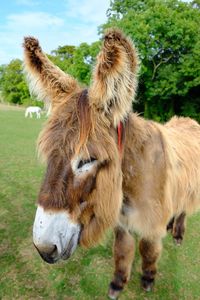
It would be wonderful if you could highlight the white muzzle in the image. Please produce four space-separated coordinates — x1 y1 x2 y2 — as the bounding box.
33 206 81 263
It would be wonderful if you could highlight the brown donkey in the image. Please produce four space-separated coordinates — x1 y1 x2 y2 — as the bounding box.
23 29 200 299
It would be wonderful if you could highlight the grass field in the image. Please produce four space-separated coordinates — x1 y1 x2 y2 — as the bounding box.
0 108 200 300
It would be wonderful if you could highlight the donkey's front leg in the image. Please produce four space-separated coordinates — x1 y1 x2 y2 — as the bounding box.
139 238 162 292
108 226 135 299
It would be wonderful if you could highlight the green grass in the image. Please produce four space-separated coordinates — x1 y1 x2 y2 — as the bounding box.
0 109 200 300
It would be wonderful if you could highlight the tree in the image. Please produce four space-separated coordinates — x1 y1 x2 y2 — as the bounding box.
102 0 200 121
48 45 76 73
0 59 43 107
68 41 100 85
0 59 29 104
49 41 100 86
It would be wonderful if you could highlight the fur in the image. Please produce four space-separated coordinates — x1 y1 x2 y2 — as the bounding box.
23 29 200 297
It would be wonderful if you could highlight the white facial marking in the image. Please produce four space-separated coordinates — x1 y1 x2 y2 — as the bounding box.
33 206 80 258
71 155 81 173
71 156 97 176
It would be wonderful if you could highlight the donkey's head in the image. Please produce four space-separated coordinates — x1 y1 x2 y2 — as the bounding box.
23 29 139 264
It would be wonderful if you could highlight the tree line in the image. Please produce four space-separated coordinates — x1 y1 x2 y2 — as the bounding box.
0 0 199 122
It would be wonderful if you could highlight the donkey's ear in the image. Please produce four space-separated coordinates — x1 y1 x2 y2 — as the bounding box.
23 37 80 108
89 29 139 127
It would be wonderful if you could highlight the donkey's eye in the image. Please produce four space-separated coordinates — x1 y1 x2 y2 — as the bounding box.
71 156 97 176
77 157 96 169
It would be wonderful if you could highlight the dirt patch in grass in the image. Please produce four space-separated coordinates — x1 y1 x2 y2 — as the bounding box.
0 103 25 111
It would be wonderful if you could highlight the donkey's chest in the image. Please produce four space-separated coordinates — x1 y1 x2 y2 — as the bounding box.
119 199 149 235
119 192 167 239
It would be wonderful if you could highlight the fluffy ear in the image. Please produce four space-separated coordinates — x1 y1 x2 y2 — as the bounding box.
23 37 80 108
89 29 139 126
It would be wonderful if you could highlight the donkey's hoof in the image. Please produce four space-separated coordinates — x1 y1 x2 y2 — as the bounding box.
141 277 154 292
173 237 183 246
108 289 120 299
108 282 123 299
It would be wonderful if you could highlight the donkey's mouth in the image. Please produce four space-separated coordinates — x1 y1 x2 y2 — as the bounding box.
61 233 77 260
34 233 79 263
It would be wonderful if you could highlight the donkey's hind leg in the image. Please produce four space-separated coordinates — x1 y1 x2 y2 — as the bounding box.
108 226 135 300
139 237 162 292
172 212 186 245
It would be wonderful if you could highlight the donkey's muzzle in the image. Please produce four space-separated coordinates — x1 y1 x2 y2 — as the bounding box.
33 206 81 263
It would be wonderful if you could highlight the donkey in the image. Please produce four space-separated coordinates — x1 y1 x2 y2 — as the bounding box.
23 29 200 299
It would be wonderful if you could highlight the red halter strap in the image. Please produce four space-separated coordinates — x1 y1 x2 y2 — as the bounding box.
117 122 123 155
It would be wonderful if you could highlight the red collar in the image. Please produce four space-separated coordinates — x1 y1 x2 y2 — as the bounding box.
117 122 123 155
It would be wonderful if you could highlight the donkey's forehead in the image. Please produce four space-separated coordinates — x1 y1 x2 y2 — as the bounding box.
38 104 81 160
38 89 117 163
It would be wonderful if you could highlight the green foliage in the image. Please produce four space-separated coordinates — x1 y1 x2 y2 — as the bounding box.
0 59 29 104
48 45 76 72
0 59 42 107
48 41 100 86
68 41 100 85
102 0 200 121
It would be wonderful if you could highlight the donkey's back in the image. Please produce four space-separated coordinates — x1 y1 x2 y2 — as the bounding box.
164 116 200 215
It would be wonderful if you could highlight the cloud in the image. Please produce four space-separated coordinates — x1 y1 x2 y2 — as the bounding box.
0 49 14 65
65 0 110 24
15 0 39 6
0 0 111 64
0 11 66 64
6 12 64 30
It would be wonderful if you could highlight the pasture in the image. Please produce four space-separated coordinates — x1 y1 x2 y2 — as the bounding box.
0 107 200 300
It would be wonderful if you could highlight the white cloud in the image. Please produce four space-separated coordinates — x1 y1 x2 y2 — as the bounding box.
65 0 110 24
0 0 111 64
0 11 66 64
15 0 39 6
6 12 64 30
0 49 14 65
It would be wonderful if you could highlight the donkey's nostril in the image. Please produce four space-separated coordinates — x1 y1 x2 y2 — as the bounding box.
48 244 57 256
34 244 56 255
34 244 58 264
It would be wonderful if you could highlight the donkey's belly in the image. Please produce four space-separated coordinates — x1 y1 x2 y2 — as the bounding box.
119 203 166 239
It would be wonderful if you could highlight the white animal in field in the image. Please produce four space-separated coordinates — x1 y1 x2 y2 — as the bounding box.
25 106 41 118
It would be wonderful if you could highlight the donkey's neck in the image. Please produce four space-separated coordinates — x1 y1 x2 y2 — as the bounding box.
123 113 152 154
121 112 165 204
122 113 157 194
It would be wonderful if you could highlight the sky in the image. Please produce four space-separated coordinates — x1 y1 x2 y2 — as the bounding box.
0 0 111 65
